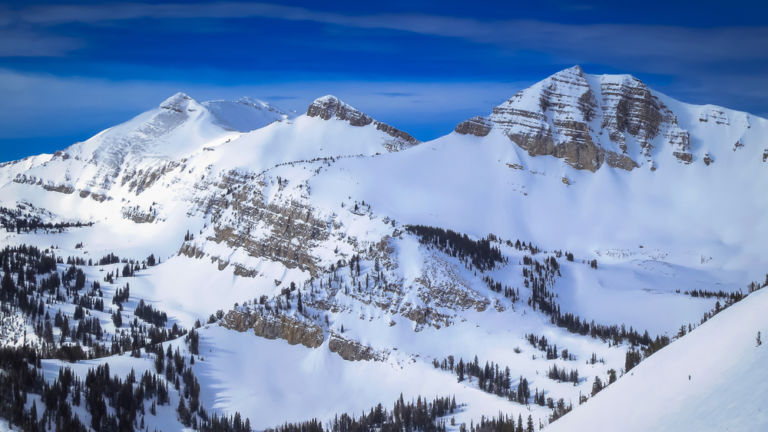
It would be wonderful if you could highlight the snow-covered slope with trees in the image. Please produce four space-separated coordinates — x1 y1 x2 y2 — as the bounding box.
0 66 765 432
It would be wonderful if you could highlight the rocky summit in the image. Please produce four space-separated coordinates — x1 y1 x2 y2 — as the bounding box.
456 65 698 171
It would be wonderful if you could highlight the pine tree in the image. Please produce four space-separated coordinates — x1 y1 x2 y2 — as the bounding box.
297 291 303 313
591 376 603 396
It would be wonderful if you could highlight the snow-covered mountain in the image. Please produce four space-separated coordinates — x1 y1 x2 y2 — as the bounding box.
0 67 766 432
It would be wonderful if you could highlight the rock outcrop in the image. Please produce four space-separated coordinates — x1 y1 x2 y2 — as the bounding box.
328 333 385 361
221 309 324 349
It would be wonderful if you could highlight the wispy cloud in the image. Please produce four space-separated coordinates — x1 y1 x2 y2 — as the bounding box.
0 29 80 56
6 2 768 68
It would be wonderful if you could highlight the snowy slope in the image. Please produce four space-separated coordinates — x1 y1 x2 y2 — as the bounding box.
311 118 768 277
203 97 294 132
547 287 768 432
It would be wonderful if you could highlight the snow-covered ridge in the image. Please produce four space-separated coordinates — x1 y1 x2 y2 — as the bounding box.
203 96 294 132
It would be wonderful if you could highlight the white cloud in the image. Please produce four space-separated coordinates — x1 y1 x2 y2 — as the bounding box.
8 2 768 67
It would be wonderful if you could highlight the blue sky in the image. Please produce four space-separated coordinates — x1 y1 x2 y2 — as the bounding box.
1 0 766 162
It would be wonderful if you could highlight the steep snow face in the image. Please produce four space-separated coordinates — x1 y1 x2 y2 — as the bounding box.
547 287 768 432
70 92 226 167
203 97 294 132
455 65 761 172
310 125 768 278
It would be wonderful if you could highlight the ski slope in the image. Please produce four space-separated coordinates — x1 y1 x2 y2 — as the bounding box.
547 287 768 432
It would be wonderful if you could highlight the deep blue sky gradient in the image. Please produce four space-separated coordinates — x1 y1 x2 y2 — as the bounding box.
1 0 766 161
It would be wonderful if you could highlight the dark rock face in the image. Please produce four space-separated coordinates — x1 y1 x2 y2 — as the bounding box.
221 309 324 349
307 96 419 151
454 66 692 172
605 151 639 170
674 151 693 164
328 334 384 361
196 171 330 277
455 116 492 136
307 95 374 126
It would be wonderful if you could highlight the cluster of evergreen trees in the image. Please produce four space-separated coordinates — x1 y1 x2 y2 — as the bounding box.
135 299 169 327
268 394 456 432
683 289 743 301
98 253 121 265
0 243 188 362
430 353 573 422
506 238 542 255
0 206 92 234
61 264 86 290
524 334 574 361
482 276 520 302
0 334 258 432
546 364 579 384
405 225 505 272
436 356 519 400
0 243 265 431
0 345 168 432
113 283 130 306
469 412 536 432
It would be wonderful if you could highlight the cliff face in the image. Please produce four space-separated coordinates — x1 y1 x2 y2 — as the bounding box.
221 309 325 349
455 66 691 171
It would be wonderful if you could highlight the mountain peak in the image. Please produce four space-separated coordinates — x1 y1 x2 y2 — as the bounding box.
553 65 584 78
306 95 419 150
455 66 694 171
159 92 197 113
306 95 372 126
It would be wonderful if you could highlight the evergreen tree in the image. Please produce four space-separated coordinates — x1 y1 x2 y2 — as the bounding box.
591 376 603 396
